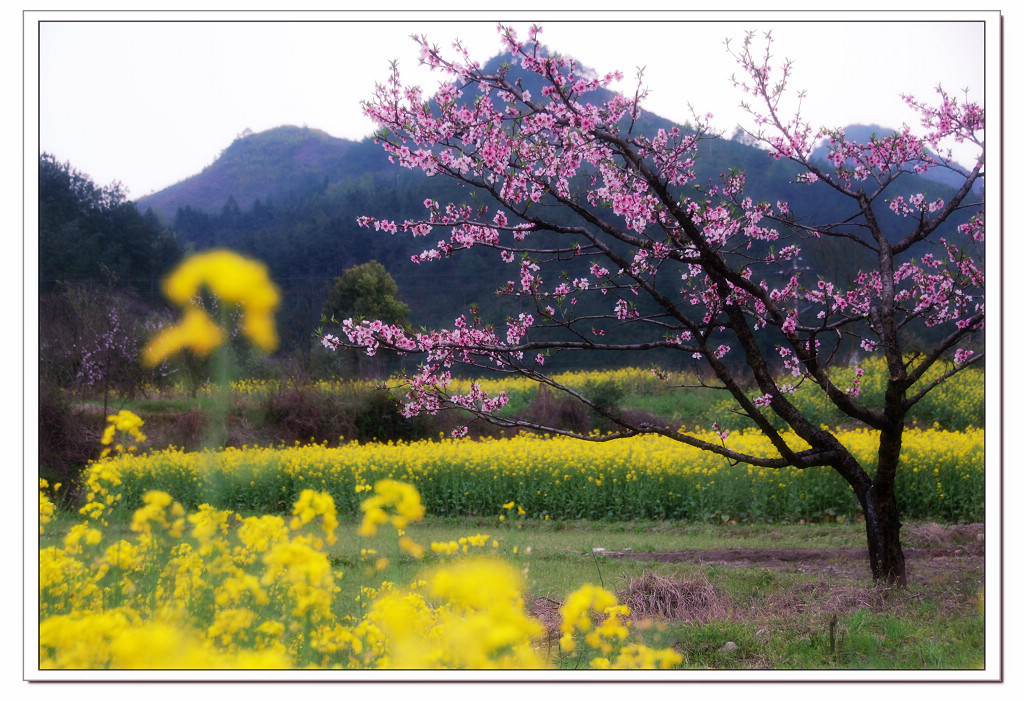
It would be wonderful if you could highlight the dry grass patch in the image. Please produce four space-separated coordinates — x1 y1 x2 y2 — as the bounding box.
620 571 732 624
763 581 889 619
903 523 984 548
526 595 565 647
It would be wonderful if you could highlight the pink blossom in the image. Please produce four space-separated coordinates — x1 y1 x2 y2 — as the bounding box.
348 25 984 446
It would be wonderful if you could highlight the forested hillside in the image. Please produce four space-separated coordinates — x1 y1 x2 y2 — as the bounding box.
39 154 182 299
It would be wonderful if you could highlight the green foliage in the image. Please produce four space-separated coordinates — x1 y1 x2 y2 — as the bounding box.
322 260 410 325
319 260 411 379
38 153 182 299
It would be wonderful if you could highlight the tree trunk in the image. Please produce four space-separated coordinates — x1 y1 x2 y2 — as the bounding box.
859 481 907 586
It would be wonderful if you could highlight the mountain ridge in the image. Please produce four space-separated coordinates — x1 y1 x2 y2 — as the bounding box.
137 47 977 222
137 125 374 220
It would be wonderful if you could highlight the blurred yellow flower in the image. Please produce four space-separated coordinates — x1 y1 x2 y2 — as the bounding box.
399 536 426 559
142 307 225 366
359 479 425 537
99 410 147 458
290 489 339 545
142 249 280 366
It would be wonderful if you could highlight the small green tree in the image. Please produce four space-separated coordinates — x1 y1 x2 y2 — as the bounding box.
323 260 410 325
321 261 410 378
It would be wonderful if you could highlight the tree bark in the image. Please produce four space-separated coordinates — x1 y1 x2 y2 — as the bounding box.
857 480 907 586
832 448 907 587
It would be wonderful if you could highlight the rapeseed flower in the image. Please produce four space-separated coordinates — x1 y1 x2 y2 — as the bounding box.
62 523 103 555
290 489 339 546
207 607 258 647
364 558 544 669
261 536 339 619
99 410 147 458
215 573 270 608
142 249 280 366
595 643 683 669
39 482 56 534
431 541 460 556
236 514 290 554
398 536 426 559
359 479 426 537
142 307 226 366
558 583 619 652
130 490 185 539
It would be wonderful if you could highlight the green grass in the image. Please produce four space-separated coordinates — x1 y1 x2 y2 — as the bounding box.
329 517 867 557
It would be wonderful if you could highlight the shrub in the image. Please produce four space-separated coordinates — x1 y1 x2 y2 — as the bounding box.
38 388 98 496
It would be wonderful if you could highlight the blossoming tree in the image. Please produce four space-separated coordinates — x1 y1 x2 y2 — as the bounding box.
324 26 985 586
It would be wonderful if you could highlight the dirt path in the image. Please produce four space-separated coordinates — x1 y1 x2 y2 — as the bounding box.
604 524 986 587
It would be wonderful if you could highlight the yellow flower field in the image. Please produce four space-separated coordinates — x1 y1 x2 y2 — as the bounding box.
38 479 681 670
92 426 984 523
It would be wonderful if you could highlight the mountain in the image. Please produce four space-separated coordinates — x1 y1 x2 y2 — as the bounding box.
136 50 689 223
809 123 982 193
136 126 383 221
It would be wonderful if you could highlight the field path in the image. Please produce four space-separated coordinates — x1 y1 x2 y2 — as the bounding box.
605 533 984 586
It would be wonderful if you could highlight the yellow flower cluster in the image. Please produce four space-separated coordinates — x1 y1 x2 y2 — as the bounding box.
130 490 186 539
39 479 59 534
431 533 499 556
590 643 686 670
99 410 146 459
559 583 618 652
290 489 339 546
39 478 685 670
39 608 292 669
40 485 345 666
558 583 682 669
143 249 280 366
358 478 427 538
77 460 124 527
365 557 546 668
95 425 983 524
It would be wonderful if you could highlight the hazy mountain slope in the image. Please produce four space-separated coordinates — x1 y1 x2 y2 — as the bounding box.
809 123 982 192
136 126 381 220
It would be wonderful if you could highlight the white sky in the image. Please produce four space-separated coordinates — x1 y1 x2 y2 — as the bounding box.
32 10 992 199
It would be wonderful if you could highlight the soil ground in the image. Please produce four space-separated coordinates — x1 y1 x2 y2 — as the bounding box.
527 524 986 645
603 523 986 587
